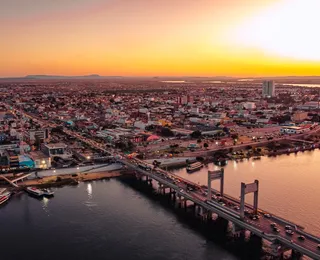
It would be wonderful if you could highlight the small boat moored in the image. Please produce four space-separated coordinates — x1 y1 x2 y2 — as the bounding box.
42 188 54 197
0 192 11 206
187 162 203 173
26 187 44 197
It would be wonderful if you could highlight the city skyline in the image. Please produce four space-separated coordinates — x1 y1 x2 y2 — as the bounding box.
1 0 320 77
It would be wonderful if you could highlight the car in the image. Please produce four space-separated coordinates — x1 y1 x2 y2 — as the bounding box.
298 235 305 241
179 189 184 193
317 244 320 250
285 225 292 230
285 230 294 236
233 206 240 211
270 223 277 228
264 213 271 218
273 227 280 233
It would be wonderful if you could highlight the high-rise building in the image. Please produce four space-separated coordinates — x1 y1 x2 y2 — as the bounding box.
262 81 275 97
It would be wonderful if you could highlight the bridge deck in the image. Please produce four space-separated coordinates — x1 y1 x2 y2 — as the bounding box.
120 158 320 260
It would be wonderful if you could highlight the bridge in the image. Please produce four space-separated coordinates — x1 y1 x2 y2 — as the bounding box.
5 104 320 259
118 158 320 260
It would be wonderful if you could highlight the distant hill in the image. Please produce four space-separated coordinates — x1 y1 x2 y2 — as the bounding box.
1 75 320 83
25 74 103 79
0 74 123 80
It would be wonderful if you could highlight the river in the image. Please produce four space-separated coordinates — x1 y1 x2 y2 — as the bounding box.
171 150 320 236
0 179 238 260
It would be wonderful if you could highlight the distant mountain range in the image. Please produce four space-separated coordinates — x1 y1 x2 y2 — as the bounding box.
0 74 123 80
24 74 123 79
1 75 320 83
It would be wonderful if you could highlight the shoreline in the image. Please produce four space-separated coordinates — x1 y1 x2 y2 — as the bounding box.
161 145 320 171
1 170 123 191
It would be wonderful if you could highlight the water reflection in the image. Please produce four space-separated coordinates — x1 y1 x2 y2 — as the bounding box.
43 197 49 208
42 197 51 216
171 150 320 235
233 161 238 170
87 183 93 199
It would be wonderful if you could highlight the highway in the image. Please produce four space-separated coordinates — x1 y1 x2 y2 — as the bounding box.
5 104 320 259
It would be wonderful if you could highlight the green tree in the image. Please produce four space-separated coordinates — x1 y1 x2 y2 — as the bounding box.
190 130 201 138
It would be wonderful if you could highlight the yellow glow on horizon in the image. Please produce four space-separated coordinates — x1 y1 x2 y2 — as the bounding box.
0 0 320 77
234 0 320 61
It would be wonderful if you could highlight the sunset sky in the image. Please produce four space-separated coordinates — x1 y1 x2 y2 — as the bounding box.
1 0 320 77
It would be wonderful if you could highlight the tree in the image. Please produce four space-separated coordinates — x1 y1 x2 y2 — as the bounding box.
231 133 239 140
204 143 209 149
190 130 201 138
161 127 174 137
145 125 155 131
153 160 161 168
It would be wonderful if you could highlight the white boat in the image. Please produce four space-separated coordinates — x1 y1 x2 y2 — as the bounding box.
26 187 44 197
187 162 203 173
42 188 54 197
0 193 11 206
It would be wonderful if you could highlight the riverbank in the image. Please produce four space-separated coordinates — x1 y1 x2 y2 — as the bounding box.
1 170 123 190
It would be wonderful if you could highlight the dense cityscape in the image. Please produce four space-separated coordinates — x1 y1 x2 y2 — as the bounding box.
2 0 320 260
1 78 320 259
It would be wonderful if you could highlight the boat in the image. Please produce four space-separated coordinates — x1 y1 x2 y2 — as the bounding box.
26 187 44 197
42 188 54 197
0 192 11 206
186 162 203 173
214 158 227 166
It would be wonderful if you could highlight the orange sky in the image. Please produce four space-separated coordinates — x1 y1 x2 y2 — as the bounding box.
1 0 319 77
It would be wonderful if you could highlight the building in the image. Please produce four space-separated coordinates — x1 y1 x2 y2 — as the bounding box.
18 155 35 168
262 81 275 97
0 150 9 170
292 111 309 123
30 151 51 169
5 150 19 169
41 143 72 159
280 126 303 134
243 102 256 110
26 128 50 144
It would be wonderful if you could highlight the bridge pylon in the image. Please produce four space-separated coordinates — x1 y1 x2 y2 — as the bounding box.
240 180 259 219
207 168 224 200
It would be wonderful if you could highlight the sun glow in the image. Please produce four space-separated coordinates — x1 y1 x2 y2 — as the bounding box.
235 0 320 61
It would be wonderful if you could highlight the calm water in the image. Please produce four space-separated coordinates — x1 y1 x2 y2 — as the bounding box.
172 150 320 236
281 83 320 88
0 179 238 260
